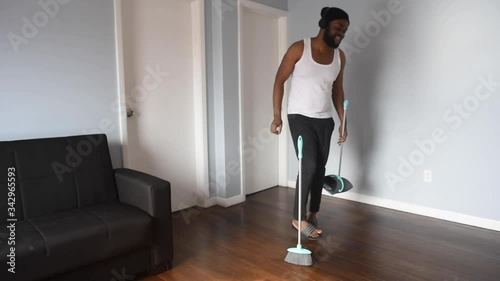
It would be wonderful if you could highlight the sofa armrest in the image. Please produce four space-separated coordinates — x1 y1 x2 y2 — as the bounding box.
114 168 173 269
114 168 170 216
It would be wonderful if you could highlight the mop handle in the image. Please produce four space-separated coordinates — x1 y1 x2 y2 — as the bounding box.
338 100 349 176
297 135 303 246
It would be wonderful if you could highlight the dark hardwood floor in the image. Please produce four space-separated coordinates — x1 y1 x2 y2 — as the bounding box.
140 186 500 281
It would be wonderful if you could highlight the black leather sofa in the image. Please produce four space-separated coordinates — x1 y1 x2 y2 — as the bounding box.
0 134 173 281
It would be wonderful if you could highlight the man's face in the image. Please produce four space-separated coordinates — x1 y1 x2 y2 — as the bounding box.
323 19 349 49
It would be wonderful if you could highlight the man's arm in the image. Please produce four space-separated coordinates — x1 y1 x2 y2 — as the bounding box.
271 41 303 135
332 49 348 142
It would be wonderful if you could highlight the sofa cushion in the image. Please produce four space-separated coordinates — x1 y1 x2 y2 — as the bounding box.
66 135 118 207
0 134 117 220
0 220 46 280
82 203 153 257
0 203 152 281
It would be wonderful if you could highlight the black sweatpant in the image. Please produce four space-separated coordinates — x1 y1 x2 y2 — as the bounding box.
288 114 335 221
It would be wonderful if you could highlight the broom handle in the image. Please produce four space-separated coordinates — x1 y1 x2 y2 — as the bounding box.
297 136 303 246
338 143 344 176
338 100 349 176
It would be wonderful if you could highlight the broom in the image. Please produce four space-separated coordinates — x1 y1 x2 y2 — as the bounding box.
285 135 313 266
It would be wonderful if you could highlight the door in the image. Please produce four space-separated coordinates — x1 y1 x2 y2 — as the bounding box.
241 7 280 195
120 0 202 212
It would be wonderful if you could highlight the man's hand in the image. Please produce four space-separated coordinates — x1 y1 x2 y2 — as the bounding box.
338 125 348 144
271 117 282 135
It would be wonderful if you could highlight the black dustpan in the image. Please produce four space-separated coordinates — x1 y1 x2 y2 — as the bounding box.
324 100 353 195
324 174 353 194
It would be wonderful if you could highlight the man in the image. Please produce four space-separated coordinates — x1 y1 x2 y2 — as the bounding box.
270 7 350 239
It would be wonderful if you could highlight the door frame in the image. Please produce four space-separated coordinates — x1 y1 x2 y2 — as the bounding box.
238 0 289 197
114 0 209 203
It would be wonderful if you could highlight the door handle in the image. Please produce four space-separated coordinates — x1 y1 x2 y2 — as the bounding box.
127 108 135 118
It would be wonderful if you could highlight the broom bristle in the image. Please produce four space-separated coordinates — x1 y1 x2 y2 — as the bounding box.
284 252 313 266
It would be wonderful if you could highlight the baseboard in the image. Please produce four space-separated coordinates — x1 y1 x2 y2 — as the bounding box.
334 191 500 232
197 197 218 208
196 193 246 208
195 194 245 208
286 182 500 232
216 194 245 207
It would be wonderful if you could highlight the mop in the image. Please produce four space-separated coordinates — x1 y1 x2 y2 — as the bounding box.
285 135 313 266
324 100 354 195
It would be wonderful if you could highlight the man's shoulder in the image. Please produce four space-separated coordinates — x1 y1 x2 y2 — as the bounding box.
290 39 305 51
337 48 346 65
287 40 305 60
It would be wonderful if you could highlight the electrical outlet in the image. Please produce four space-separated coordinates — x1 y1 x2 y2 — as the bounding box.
424 170 432 183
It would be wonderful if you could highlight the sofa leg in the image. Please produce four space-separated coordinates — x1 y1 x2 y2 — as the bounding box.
166 260 173 270
148 261 172 275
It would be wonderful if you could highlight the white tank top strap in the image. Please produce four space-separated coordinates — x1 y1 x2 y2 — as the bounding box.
304 38 310 61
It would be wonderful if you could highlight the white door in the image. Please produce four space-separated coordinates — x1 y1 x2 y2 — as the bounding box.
120 0 204 212
241 7 280 195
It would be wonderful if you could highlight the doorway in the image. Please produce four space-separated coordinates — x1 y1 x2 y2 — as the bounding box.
240 1 288 195
116 0 207 212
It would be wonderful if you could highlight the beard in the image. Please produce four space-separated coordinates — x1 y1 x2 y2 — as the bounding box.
323 27 341 49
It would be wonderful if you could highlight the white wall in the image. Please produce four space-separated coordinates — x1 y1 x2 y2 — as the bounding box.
0 0 288 205
0 0 122 167
251 0 287 11
287 0 500 225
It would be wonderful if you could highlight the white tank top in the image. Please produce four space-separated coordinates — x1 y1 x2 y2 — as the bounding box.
287 38 341 118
